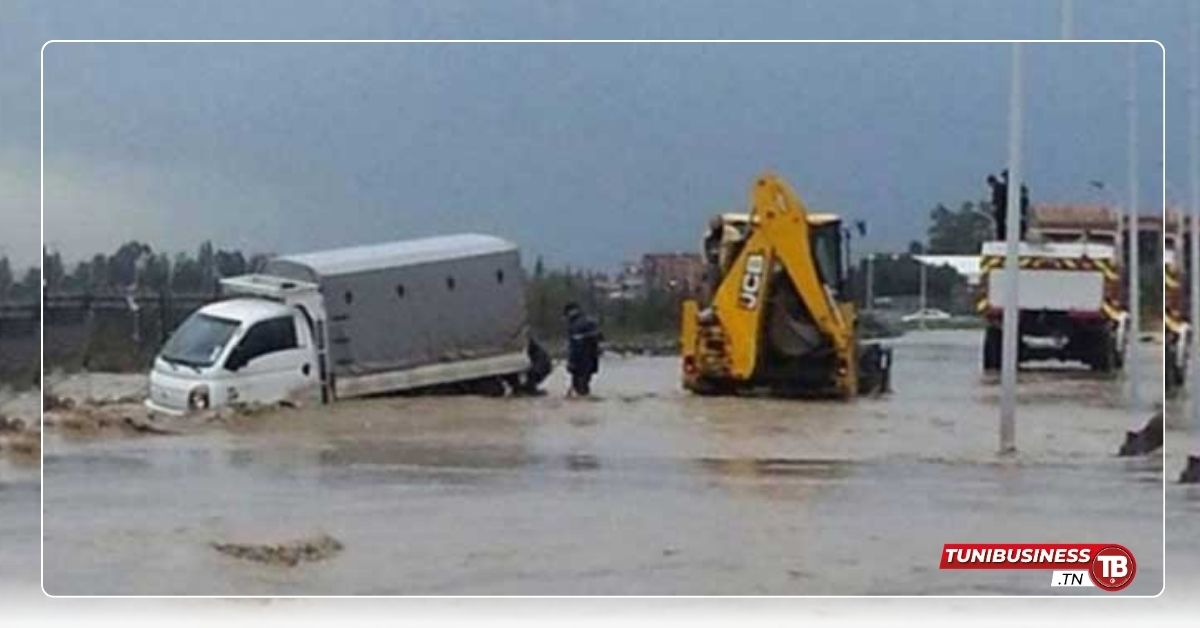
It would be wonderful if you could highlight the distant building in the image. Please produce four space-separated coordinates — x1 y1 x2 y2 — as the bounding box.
601 261 645 301
641 253 705 295
599 253 705 301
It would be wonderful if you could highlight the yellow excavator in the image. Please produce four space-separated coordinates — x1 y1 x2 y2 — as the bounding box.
680 172 892 398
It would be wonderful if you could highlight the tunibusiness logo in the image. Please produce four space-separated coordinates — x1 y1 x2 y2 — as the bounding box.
939 543 1136 592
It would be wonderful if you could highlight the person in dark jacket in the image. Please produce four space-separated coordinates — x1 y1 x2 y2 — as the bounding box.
563 302 603 396
987 172 1009 239
1019 183 1030 239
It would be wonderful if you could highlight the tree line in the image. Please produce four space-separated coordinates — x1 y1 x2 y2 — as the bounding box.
876 197 1161 320
39 241 271 297
20 194 1163 325
26 241 685 340
0 257 39 302
524 256 681 341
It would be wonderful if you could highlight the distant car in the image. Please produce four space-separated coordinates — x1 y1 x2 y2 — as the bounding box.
901 308 952 323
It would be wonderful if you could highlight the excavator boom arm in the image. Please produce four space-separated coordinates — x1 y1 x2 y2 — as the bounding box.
705 173 854 390
752 174 851 354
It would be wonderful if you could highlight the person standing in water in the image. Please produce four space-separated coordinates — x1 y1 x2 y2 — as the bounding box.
563 302 603 396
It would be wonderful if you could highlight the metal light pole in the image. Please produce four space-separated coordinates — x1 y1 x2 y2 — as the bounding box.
918 259 927 330
1000 43 1023 455
866 253 875 313
1060 0 1074 40
1188 3 1200 476
1127 46 1142 410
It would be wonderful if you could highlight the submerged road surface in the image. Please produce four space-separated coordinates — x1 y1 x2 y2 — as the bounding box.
1165 389 1200 594
40 330 1164 595
0 387 40 597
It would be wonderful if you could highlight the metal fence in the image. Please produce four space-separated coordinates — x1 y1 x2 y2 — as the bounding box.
1 293 222 381
0 300 38 387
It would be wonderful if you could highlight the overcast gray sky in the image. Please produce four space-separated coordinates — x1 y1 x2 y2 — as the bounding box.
1 1 1192 272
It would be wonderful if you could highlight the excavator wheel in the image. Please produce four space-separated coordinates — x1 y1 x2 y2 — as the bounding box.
689 378 732 396
856 343 892 395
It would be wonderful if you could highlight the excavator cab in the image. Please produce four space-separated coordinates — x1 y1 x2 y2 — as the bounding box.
702 213 845 299
682 173 891 399
808 216 847 301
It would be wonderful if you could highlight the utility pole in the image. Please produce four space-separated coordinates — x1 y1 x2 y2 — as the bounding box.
1186 3 1200 483
866 253 874 313
921 258 931 331
1000 43 1023 455
1126 46 1142 410
1060 0 1074 40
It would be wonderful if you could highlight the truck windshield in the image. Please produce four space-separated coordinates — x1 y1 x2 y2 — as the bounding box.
160 313 240 368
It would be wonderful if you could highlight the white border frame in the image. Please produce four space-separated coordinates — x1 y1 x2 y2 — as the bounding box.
35 38 1161 600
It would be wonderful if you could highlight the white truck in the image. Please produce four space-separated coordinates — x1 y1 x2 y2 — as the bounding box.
145 234 550 415
977 207 1129 372
1165 231 1190 391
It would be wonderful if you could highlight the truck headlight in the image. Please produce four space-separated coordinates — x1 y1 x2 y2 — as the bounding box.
188 386 210 411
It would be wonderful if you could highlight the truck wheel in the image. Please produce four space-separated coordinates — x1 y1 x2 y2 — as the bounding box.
1111 323 1127 370
471 377 507 397
1166 341 1184 388
1089 328 1116 373
982 328 1001 371
501 373 524 396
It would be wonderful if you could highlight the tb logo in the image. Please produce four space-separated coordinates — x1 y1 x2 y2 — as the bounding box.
1089 546 1136 592
1097 555 1128 579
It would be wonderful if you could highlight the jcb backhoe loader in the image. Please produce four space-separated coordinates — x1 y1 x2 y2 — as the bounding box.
680 172 892 398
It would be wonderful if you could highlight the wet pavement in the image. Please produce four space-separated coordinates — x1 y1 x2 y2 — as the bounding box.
1164 393 1200 593
37 330 1166 595
0 387 40 597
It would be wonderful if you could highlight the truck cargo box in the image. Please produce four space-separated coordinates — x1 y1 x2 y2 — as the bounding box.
979 241 1116 314
264 234 529 393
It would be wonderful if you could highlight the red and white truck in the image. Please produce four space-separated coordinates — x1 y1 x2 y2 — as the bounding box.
977 205 1129 372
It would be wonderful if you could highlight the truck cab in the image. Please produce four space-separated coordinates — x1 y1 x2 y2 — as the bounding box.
146 296 320 416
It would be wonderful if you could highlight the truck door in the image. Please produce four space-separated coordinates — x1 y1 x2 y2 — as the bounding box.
223 315 316 405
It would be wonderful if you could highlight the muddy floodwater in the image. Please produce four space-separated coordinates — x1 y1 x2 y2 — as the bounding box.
39 330 1165 595
0 387 39 596
1164 390 1200 594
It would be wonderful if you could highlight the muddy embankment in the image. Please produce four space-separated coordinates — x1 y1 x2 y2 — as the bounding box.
0 304 42 464
40 370 304 438
0 387 39 465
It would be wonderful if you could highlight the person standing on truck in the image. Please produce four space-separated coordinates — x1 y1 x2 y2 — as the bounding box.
987 172 1009 239
563 302 603 396
1019 183 1030 240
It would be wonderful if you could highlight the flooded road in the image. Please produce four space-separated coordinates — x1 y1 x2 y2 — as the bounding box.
0 387 40 597
1164 392 1200 594
40 330 1164 595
